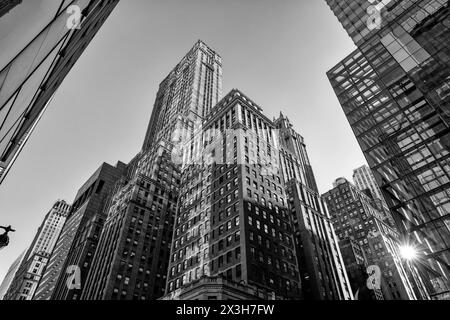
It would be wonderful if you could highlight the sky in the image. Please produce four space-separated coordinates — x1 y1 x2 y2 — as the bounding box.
0 0 367 283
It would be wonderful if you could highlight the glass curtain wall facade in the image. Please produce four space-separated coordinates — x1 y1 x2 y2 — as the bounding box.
326 0 450 299
0 0 120 185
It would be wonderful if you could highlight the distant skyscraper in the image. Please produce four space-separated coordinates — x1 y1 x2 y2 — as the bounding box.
0 0 21 18
353 165 386 205
326 0 450 299
3 200 70 300
324 178 427 300
276 114 352 300
27 200 70 257
0 0 120 185
0 251 25 300
353 165 395 226
34 163 126 300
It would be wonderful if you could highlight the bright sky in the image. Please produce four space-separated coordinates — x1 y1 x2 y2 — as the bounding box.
0 0 366 283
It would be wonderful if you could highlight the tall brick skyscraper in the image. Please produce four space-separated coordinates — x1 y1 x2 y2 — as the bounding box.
81 141 180 300
163 89 352 300
326 0 450 299
142 40 223 152
81 41 221 300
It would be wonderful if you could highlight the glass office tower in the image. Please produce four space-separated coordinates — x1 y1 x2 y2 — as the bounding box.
0 0 120 185
326 0 449 299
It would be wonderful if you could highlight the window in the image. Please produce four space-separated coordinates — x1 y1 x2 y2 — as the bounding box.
227 235 232 246
236 265 242 278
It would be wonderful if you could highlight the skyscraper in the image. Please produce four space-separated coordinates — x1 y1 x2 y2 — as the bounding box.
81 40 222 300
164 90 303 300
81 141 180 300
3 200 70 300
142 40 223 152
326 0 450 299
75 39 353 300
163 88 352 300
34 162 127 300
323 178 423 300
353 164 386 205
353 165 395 226
0 0 120 185
276 114 352 300
0 250 25 300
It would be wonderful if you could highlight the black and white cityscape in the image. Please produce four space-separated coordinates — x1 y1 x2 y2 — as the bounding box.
0 0 449 303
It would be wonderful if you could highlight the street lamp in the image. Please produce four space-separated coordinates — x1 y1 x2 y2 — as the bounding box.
0 225 16 250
